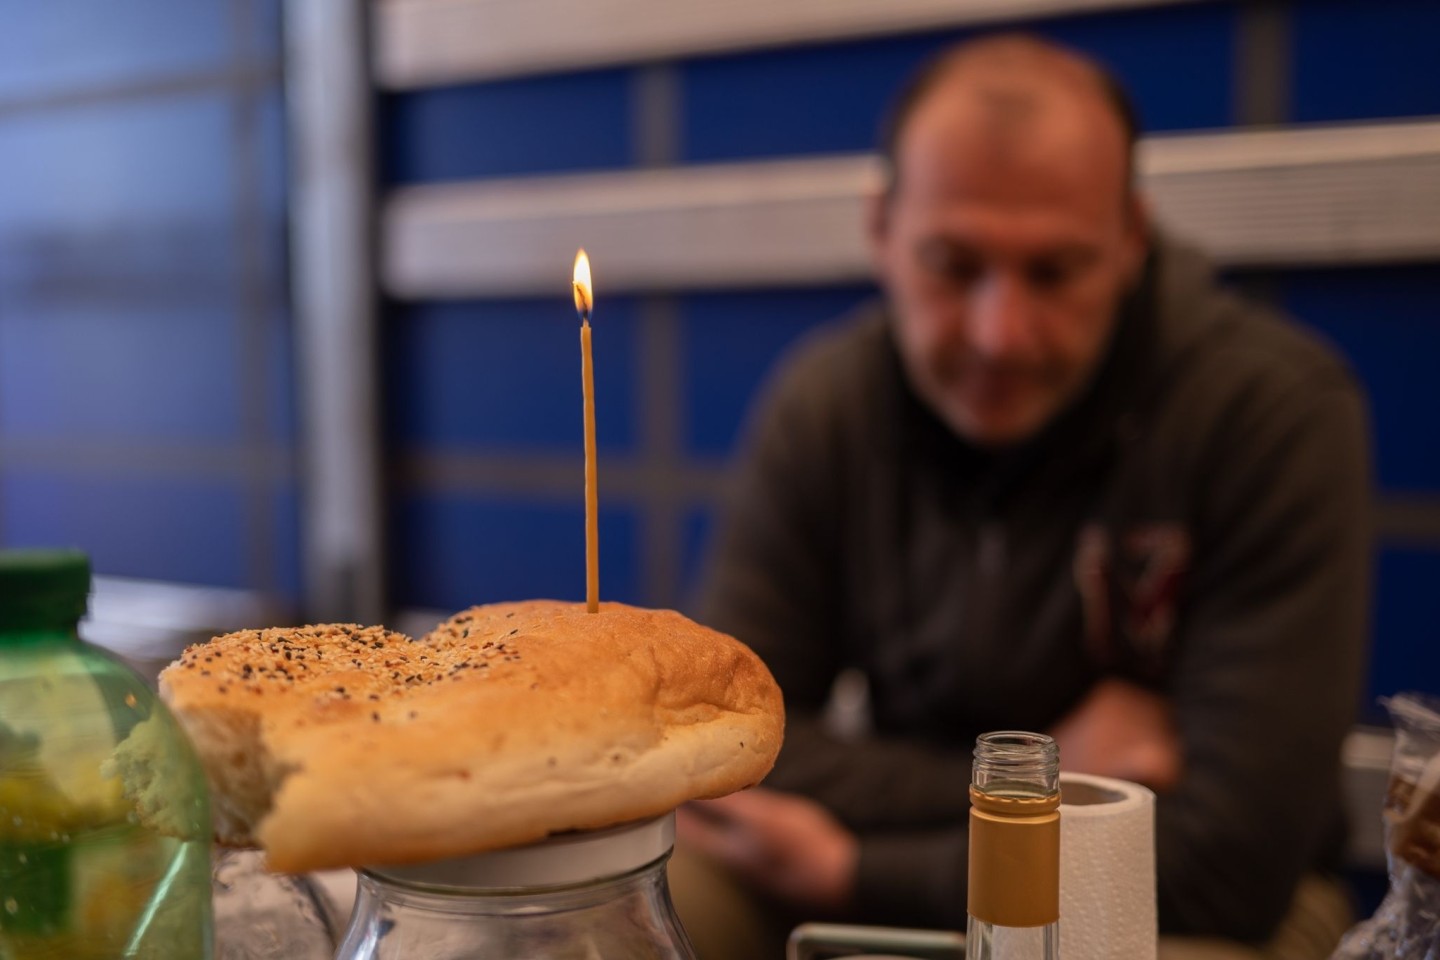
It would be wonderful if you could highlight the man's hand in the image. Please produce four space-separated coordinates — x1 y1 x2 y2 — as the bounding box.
1049 677 1183 792
676 787 859 915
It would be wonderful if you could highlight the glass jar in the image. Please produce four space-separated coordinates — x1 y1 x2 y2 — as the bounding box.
334 813 697 960
212 847 344 959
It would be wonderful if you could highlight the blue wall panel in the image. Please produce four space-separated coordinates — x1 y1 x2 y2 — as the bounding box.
1367 547 1440 719
258 88 292 275
0 301 241 442
681 34 943 163
264 305 297 444
1293 0 1440 123
0 94 237 227
1037 4 1235 132
258 89 297 444
0 1 230 101
680 286 875 457
681 3 1235 163
0 469 248 587
392 495 640 611
0 0 295 603
388 298 639 454
1281 266 1440 493
679 506 717 617
270 486 303 603
382 69 635 185
0 93 242 442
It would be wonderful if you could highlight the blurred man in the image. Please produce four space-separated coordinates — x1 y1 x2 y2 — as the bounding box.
675 34 1369 960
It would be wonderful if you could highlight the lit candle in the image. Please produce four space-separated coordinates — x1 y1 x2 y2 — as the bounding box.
573 249 599 614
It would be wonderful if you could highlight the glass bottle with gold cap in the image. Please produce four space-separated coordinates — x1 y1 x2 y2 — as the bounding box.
967 730 1060 960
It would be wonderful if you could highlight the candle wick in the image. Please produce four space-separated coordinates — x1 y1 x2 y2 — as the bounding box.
573 282 592 324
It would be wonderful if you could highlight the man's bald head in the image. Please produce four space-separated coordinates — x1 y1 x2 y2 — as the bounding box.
879 35 1139 200
867 34 1150 447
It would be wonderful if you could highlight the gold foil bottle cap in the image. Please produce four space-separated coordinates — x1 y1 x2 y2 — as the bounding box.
967 732 1061 928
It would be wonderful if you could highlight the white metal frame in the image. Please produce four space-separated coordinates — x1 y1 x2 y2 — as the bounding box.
384 118 1440 297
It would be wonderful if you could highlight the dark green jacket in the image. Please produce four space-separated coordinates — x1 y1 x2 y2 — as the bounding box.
700 237 1371 940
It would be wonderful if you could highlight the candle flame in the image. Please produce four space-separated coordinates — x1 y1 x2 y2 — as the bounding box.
573 249 593 320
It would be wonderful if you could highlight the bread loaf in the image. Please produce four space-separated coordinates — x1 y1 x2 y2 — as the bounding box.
158 601 783 872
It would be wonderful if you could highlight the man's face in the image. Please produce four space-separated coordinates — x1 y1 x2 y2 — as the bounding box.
871 82 1147 447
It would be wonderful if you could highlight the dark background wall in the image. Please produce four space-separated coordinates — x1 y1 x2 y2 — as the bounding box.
0 1 1435 720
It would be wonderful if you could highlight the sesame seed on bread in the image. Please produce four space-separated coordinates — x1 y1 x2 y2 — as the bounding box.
158 602 783 873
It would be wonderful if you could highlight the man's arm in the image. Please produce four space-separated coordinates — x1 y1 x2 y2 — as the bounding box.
699 330 982 925
678 787 974 930
1156 379 1370 940
701 330 973 831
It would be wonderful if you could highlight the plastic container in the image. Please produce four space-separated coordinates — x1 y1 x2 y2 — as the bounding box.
1331 692 1440 959
0 549 212 959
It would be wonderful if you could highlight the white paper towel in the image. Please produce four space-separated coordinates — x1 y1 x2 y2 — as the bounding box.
1059 772 1157 960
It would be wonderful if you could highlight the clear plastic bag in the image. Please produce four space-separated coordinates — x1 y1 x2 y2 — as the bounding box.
1331 692 1440 960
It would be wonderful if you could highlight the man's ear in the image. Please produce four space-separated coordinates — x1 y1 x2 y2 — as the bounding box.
1119 189 1152 285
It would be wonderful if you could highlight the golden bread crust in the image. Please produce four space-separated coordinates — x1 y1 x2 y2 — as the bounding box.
159 602 783 872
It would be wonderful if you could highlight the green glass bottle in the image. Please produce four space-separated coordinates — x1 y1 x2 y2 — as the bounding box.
0 549 212 959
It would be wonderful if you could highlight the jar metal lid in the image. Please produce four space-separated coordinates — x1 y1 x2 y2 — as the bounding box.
363 812 674 891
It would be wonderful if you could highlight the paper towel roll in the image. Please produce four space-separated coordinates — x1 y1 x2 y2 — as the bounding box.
1059 773 1156 960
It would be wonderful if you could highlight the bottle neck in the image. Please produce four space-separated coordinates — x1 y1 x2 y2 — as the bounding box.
0 621 80 648
971 730 1059 798
968 731 1061 940
966 916 1060 960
